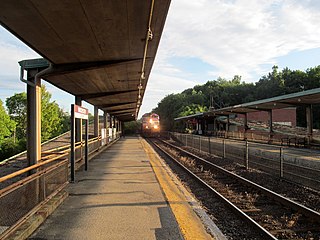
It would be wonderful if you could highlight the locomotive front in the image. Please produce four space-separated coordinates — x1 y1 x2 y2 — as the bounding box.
141 113 160 137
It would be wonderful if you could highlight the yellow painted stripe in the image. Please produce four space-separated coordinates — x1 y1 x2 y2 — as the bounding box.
141 139 213 240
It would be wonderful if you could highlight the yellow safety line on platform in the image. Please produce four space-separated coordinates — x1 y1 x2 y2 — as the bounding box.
141 139 213 240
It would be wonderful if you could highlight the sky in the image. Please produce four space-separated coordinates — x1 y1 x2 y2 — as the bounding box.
1 0 320 118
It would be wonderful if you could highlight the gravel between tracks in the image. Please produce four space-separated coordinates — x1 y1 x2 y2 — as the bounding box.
157 139 320 239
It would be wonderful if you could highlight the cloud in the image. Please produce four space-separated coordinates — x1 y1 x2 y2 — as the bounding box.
0 40 39 74
157 0 320 82
139 72 197 116
2 1 320 118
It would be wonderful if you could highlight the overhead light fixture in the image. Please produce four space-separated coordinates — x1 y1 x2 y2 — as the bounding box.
147 28 153 41
141 72 145 80
138 94 142 99
138 84 143 90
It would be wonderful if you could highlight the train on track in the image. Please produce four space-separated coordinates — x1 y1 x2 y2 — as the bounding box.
141 113 160 137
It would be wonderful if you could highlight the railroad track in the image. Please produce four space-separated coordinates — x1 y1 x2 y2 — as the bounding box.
149 138 320 239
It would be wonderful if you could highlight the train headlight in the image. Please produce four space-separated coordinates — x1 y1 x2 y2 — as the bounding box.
145 126 149 129
154 125 158 129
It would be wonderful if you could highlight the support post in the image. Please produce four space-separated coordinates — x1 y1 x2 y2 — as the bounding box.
70 105 75 182
245 140 249 170
122 122 125 137
112 116 115 140
226 115 230 138
279 147 283 178
268 110 273 143
85 119 88 171
75 96 82 143
192 134 194 148
223 139 226 159
94 106 99 137
199 136 201 152
208 136 211 154
244 113 248 140
186 134 188 146
306 105 313 144
103 111 107 128
27 69 42 168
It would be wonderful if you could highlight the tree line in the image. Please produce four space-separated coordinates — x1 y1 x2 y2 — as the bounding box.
0 85 70 160
153 65 320 131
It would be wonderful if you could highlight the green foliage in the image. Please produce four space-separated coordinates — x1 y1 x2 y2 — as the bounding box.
6 92 27 139
0 100 15 141
153 93 186 131
179 104 208 117
153 65 320 131
41 85 70 141
0 100 16 144
0 138 22 161
124 120 141 134
2 85 70 160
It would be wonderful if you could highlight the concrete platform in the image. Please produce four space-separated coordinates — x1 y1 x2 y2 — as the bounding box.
29 136 214 240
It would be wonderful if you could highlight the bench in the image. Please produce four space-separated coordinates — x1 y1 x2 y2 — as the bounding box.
281 137 306 147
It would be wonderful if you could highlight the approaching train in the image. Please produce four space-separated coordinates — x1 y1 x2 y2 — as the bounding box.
141 113 160 137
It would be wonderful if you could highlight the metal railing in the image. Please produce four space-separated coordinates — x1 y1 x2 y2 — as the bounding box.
0 132 121 238
171 132 320 191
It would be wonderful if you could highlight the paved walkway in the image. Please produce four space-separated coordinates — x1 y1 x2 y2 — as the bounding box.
29 137 190 240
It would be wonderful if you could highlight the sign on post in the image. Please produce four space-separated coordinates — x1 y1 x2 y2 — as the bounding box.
74 105 89 119
71 104 89 182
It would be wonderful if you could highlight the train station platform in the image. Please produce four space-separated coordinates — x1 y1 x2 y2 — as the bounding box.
29 136 215 240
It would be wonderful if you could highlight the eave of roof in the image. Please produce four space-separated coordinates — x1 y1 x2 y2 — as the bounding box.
175 88 320 121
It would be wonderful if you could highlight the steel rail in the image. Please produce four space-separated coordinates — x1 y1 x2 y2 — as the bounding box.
0 152 69 184
162 139 320 223
0 159 68 198
150 139 277 240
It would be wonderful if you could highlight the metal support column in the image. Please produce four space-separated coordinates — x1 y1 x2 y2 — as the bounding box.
268 110 273 143
111 115 115 140
226 115 230 138
75 96 82 143
103 111 107 129
306 105 313 144
70 105 75 182
85 119 88 171
109 114 112 129
121 122 125 137
244 113 248 140
27 69 41 167
94 106 99 137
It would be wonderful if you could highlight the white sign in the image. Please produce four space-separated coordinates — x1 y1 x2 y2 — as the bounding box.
74 105 89 120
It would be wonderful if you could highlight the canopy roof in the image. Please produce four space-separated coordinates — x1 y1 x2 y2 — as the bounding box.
175 88 320 121
1 0 171 121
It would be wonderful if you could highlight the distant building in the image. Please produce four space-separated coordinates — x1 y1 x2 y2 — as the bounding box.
237 107 296 127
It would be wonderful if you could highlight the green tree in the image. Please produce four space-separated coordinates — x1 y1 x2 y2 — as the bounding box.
124 120 141 134
6 92 27 139
0 100 16 143
179 104 207 117
6 85 70 143
0 100 19 161
41 85 66 141
153 93 185 131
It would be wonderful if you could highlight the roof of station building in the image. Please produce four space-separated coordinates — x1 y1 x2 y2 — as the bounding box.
175 88 320 121
1 0 171 121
